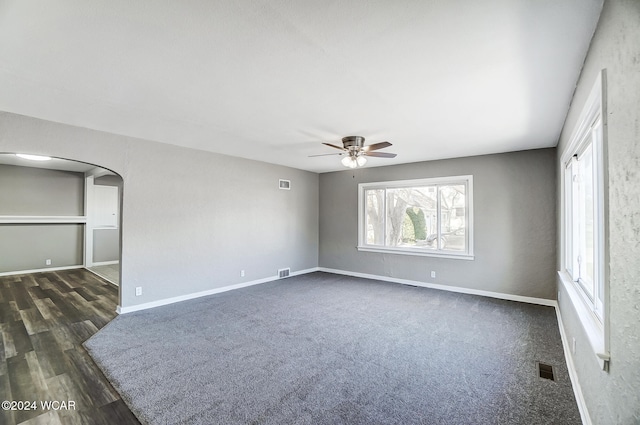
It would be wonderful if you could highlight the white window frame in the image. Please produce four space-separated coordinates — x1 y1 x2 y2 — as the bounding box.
559 70 609 370
357 175 473 260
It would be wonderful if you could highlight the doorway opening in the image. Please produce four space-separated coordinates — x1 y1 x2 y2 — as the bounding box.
0 153 123 308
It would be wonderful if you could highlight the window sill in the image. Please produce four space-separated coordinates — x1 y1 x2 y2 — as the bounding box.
557 270 609 370
357 246 474 260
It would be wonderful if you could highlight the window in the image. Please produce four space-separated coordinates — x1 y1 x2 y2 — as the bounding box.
358 176 473 259
560 70 608 369
562 73 605 322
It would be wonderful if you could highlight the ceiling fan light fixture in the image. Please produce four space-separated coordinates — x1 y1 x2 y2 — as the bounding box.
341 156 357 168
314 136 395 168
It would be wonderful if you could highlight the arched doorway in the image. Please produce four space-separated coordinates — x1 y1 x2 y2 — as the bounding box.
0 152 123 308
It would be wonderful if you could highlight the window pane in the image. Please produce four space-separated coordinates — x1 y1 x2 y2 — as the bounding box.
365 189 384 245
577 144 595 299
564 164 573 275
440 185 466 251
386 187 437 248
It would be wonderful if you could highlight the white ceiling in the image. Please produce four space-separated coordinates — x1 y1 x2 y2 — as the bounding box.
0 0 602 173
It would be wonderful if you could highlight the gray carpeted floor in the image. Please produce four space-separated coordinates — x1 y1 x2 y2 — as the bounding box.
85 272 581 425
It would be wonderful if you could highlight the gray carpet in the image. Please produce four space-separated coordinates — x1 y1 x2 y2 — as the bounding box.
84 272 581 424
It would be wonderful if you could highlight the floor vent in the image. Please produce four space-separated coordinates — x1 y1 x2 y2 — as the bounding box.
537 362 555 381
278 268 290 278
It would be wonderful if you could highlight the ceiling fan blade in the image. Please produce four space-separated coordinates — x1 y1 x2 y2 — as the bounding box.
362 141 392 152
308 153 344 157
322 142 347 151
364 151 397 158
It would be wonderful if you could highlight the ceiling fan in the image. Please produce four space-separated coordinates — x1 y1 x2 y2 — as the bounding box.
310 136 397 168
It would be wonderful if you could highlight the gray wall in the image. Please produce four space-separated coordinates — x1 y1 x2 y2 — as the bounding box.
0 224 83 273
93 175 123 263
0 165 85 273
555 0 640 423
0 164 83 215
319 148 557 299
93 229 119 263
0 111 319 309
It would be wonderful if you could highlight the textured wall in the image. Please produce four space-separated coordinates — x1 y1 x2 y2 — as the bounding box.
556 0 640 423
0 164 84 215
0 111 319 308
319 148 557 299
0 224 83 273
0 165 85 272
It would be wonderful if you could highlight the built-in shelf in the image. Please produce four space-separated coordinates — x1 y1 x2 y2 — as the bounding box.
0 216 87 224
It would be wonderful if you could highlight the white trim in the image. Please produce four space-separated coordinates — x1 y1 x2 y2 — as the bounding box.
555 303 593 425
356 246 474 260
318 267 556 307
358 175 474 189
0 215 86 224
558 271 609 370
84 175 95 267
0 265 84 277
560 71 604 164
116 267 319 314
91 260 119 266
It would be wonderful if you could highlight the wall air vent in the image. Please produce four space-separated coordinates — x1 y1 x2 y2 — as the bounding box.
278 268 290 278
279 179 291 190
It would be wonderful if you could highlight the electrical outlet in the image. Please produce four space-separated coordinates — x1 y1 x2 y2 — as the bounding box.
135 287 142 296
45 259 52 266
430 271 436 279
572 337 576 354
241 270 245 277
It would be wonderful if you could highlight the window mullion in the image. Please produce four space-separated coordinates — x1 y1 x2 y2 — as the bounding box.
436 185 442 251
383 188 388 247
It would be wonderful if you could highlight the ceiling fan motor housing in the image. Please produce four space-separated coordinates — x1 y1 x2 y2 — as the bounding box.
342 136 365 150
342 136 366 156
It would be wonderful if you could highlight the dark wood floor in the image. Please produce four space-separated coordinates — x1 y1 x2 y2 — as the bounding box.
0 269 139 425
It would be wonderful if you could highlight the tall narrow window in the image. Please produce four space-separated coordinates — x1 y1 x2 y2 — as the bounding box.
566 138 602 319
561 71 607 339
358 176 473 259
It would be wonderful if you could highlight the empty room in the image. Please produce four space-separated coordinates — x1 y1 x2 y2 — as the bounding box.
0 0 638 424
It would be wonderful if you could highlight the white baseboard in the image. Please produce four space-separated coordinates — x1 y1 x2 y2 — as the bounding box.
116 267 320 314
318 267 557 307
0 265 84 277
90 260 119 266
555 306 592 425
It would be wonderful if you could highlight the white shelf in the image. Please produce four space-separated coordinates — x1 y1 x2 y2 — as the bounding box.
0 216 87 224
